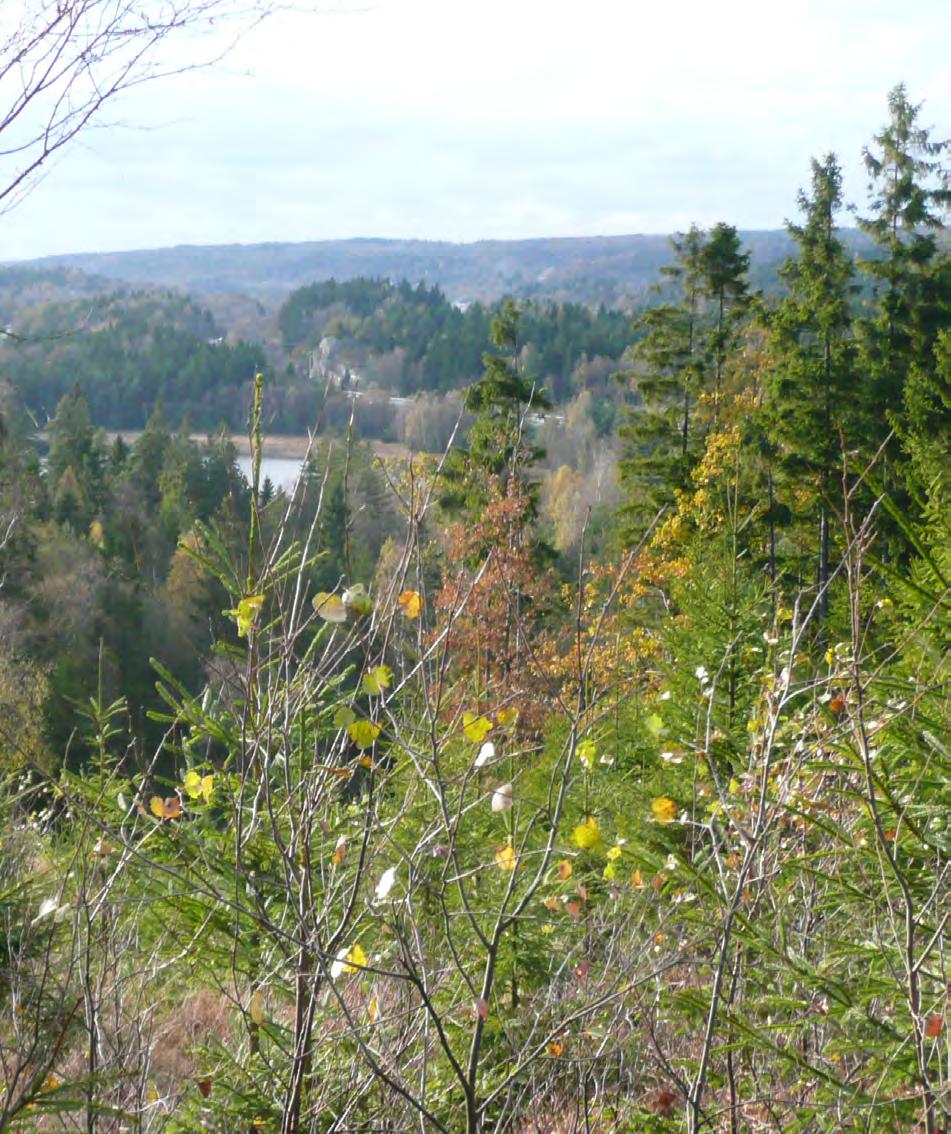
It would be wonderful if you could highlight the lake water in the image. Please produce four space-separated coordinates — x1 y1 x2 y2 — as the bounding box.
237 456 305 492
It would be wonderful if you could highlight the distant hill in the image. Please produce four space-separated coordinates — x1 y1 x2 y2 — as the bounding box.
11 230 877 308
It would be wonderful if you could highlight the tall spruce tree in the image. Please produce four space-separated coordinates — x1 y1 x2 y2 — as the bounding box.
618 223 750 544
766 154 858 612
617 226 707 537
858 83 950 451
441 299 549 521
700 222 751 421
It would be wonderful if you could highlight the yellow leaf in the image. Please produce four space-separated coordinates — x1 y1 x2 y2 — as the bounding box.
571 816 603 852
345 943 367 973
249 989 265 1026
631 869 645 889
331 836 348 866
183 771 214 802
398 589 422 619
313 592 348 624
651 796 678 825
231 594 264 637
368 995 379 1023
362 665 393 696
347 720 381 749
463 712 493 744
496 707 518 726
495 842 517 872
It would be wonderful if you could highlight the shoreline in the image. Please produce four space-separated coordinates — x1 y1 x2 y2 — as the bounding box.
34 432 413 461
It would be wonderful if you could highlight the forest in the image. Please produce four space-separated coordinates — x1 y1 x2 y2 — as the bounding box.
0 83 947 1133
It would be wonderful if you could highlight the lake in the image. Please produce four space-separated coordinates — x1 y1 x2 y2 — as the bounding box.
237 456 305 492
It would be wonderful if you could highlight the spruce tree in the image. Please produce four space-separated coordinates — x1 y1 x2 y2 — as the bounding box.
617 226 708 538
440 299 549 521
766 154 858 611
618 224 749 544
857 83 950 450
700 222 751 421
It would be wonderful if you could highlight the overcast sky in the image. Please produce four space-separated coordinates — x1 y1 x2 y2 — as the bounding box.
4 0 949 260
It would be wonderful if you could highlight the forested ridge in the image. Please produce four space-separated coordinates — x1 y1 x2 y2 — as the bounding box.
0 84 947 1133
16 228 879 307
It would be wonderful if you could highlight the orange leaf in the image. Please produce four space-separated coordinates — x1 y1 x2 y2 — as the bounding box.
556 859 572 881
398 590 422 619
150 795 182 821
924 1014 944 1038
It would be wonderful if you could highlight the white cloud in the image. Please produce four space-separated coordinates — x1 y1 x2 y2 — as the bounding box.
4 0 948 257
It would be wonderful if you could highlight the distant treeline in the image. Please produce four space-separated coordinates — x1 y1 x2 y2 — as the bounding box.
1 289 266 428
1 274 641 432
279 277 635 400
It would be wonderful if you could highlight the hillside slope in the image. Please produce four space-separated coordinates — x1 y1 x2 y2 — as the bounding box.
13 230 877 307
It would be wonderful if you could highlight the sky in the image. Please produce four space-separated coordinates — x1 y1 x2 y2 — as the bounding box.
2 0 949 260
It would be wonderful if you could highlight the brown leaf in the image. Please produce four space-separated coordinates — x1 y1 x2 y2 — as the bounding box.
649 1088 678 1116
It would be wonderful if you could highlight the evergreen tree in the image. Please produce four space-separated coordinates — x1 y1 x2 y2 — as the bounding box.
47 387 104 530
617 226 707 539
857 83 950 450
903 328 951 497
700 222 751 420
617 224 749 544
766 154 858 610
441 300 550 521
